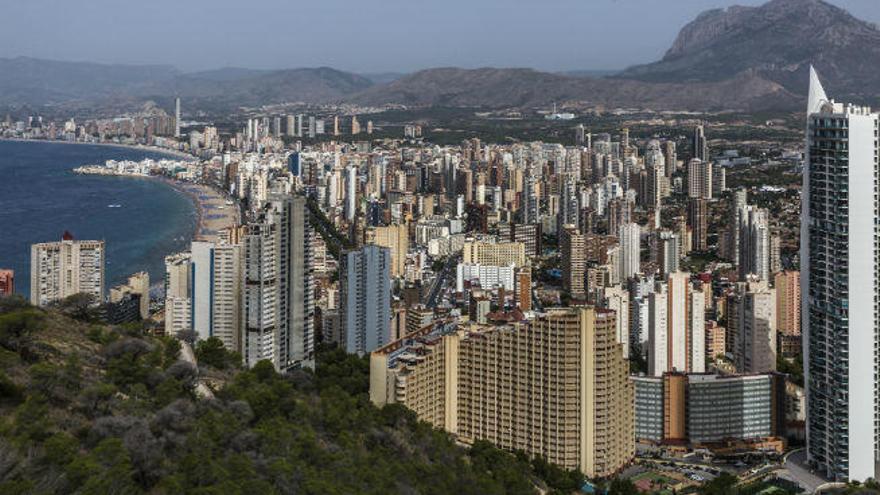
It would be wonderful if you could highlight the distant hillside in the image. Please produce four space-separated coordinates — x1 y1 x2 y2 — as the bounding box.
349 67 796 111
0 58 374 110
157 67 374 108
0 57 178 106
618 0 880 101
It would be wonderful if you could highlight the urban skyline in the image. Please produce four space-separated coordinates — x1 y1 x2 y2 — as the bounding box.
3 0 880 492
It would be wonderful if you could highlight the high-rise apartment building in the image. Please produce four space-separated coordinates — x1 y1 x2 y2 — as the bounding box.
648 272 705 376
618 222 641 282
738 205 770 281
191 241 243 351
803 68 879 481
663 140 678 177
462 239 526 267
687 158 712 199
242 216 280 367
656 230 680 278
164 252 191 337
345 166 357 221
174 97 181 138
728 280 777 373
774 270 801 336
687 198 708 252
269 195 314 370
370 307 634 478
365 224 409 278
341 245 391 355
0 269 13 296
723 189 749 263
602 285 631 358
692 124 708 162
561 225 587 300
30 232 105 307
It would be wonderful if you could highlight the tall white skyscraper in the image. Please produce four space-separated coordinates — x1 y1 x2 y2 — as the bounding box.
30 232 105 307
687 158 712 199
729 279 776 374
190 241 243 351
737 205 770 281
241 195 315 370
618 222 641 282
692 124 708 162
340 245 391 355
345 166 358 221
656 230 680 278
647 272 704 377
271 194 315 370
174 97 181 138
803 67 879 482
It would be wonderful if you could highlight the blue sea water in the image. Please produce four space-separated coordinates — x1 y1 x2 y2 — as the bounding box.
0 140 197 298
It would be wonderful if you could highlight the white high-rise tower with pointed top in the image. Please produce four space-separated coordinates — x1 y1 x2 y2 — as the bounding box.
803 66 880 482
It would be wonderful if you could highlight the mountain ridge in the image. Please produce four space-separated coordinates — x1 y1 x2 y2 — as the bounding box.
4 0 880 113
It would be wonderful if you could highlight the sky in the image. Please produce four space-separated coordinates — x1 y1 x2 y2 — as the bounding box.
2 0 878 74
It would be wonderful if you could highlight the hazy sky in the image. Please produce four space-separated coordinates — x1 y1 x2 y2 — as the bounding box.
2 0 878 73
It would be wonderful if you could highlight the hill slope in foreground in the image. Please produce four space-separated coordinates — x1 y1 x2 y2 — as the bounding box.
0 297 588 495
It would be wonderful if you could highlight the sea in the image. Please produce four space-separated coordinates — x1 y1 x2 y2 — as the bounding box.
0 140 197 298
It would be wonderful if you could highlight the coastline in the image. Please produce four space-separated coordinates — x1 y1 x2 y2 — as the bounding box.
2 138 238 277
7 137 239 242
0 137 195 161
156 177 239 244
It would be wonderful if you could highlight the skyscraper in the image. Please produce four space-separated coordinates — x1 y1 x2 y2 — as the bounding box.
340 245 391 355
728 280 777 374
242 217 279 367
0 269 13 296
648 272 705 376
687 158 712 199
723 189 748 262
618 222 640 282
190 241 243 351
370 307 635 478
174 97 181 138
164 252 192 337
803 67 879 482
30 232 104 307
692 124 708 162
774 271 800 336
366 224 409 278
561 225 587 300
738 205 770 281
271 195 315 370
663 140 678 177
241 195 315 370
656 230 680 278
345 166 358 221
687 198 708 252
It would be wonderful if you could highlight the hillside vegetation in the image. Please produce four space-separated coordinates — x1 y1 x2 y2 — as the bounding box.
0 296 587 495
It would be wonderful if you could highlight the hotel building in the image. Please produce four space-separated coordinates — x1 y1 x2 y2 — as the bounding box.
30 232 104 307
370 307 634 478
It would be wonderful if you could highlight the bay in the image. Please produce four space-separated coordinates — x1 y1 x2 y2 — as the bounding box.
0 140 196 298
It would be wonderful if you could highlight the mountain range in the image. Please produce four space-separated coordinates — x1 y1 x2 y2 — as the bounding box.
2 0 877 113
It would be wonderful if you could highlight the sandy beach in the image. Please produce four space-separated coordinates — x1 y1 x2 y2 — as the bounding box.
164 180 240 243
